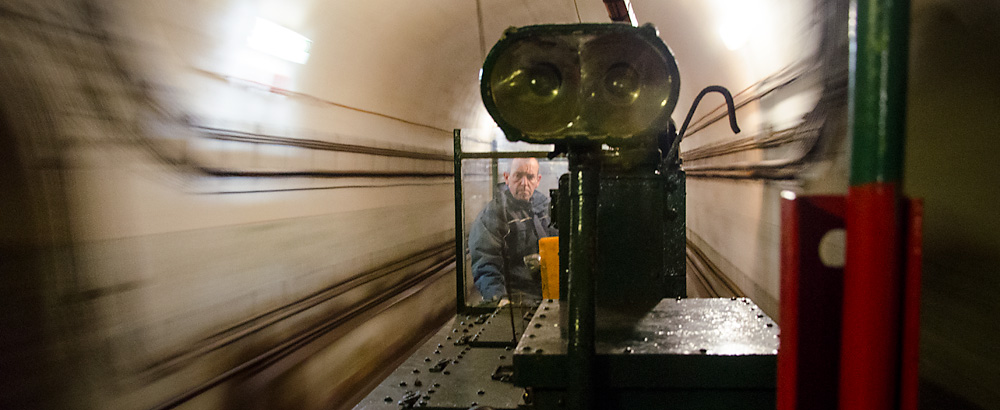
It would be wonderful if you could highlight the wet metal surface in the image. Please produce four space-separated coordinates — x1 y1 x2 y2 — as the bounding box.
514 298 779 389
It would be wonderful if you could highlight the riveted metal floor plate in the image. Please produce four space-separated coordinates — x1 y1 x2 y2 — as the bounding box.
354 311 525 410
514 298 780 389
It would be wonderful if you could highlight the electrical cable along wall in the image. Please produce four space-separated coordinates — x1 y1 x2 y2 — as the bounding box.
0 1 459 409
677 0 851 320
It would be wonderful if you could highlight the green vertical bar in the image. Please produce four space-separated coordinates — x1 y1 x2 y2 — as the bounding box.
453 129 466 313
567 144 600 410
849 0 910 186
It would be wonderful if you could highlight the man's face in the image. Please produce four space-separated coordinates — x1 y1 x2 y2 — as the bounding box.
504 159 542 201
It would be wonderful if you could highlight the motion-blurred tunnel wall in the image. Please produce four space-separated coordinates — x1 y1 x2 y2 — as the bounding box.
1 0 998 409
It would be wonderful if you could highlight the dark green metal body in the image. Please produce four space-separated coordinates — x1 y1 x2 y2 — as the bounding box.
555 159 687 311
453 130 467 310
411 20 769 410
515 299 779 409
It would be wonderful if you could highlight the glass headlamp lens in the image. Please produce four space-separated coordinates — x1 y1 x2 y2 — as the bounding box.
603 63 641 104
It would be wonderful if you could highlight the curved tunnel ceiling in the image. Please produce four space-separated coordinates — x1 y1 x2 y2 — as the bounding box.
137 0 821 152
3 0 999 409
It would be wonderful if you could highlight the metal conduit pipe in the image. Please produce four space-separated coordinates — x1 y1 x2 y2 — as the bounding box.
682 127 811 163
196 168 454 178
197 127 453 162
682 122 824 180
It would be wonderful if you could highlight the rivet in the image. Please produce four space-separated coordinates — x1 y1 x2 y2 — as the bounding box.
453 360 460 364
418 400 427 406
534 323 542 328
478 390 486 395
412 369 420 374
384 396 392 402
414 379 422 387
535 349 544 354
434 383 441 388
471 402 478 407
437 344 443 348
463 329 469 333
443 371 451 375
446 336 452 340
423 395 430 400
528 334 536 338
425 357 431 362
539 314 547 319
399 382 407 387
428 389 436 393
499 355 506 359
699 348 708 354
624 347 633 354
523 346 532 352
434 350 440 354
766 323 774 327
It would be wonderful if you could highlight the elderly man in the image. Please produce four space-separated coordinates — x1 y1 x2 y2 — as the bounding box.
468 158 557 303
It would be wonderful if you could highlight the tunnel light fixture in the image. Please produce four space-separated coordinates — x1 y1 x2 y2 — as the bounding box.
480 24 680 146
719 19 749 50
247 17 312 64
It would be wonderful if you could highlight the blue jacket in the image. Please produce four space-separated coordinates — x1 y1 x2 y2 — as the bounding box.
468 186 557 301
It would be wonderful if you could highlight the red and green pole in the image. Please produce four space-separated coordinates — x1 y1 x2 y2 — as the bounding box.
840 0 911 408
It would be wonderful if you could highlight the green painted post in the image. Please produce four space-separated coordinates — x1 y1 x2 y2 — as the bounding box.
567 144 601 410
848 0 910 186
841 0 911 408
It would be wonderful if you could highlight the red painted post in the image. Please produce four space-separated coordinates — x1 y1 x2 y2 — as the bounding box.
841 183 904 409
778 196 846 410
840 0 911 406
899 199 923 410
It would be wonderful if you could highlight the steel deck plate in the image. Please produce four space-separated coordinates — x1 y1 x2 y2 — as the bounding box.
514 298 780 389
469 305 536 347
354 312 524 410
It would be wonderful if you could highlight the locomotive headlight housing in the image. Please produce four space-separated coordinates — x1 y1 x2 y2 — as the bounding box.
481 24 681 146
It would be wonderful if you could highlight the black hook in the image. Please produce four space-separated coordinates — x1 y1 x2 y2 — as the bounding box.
665 85 741 164
678 85 741 139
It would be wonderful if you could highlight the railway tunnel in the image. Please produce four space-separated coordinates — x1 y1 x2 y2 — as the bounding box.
1 0 997 409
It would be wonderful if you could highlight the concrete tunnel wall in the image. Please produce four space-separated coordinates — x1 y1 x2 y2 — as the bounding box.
1 0 998 409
